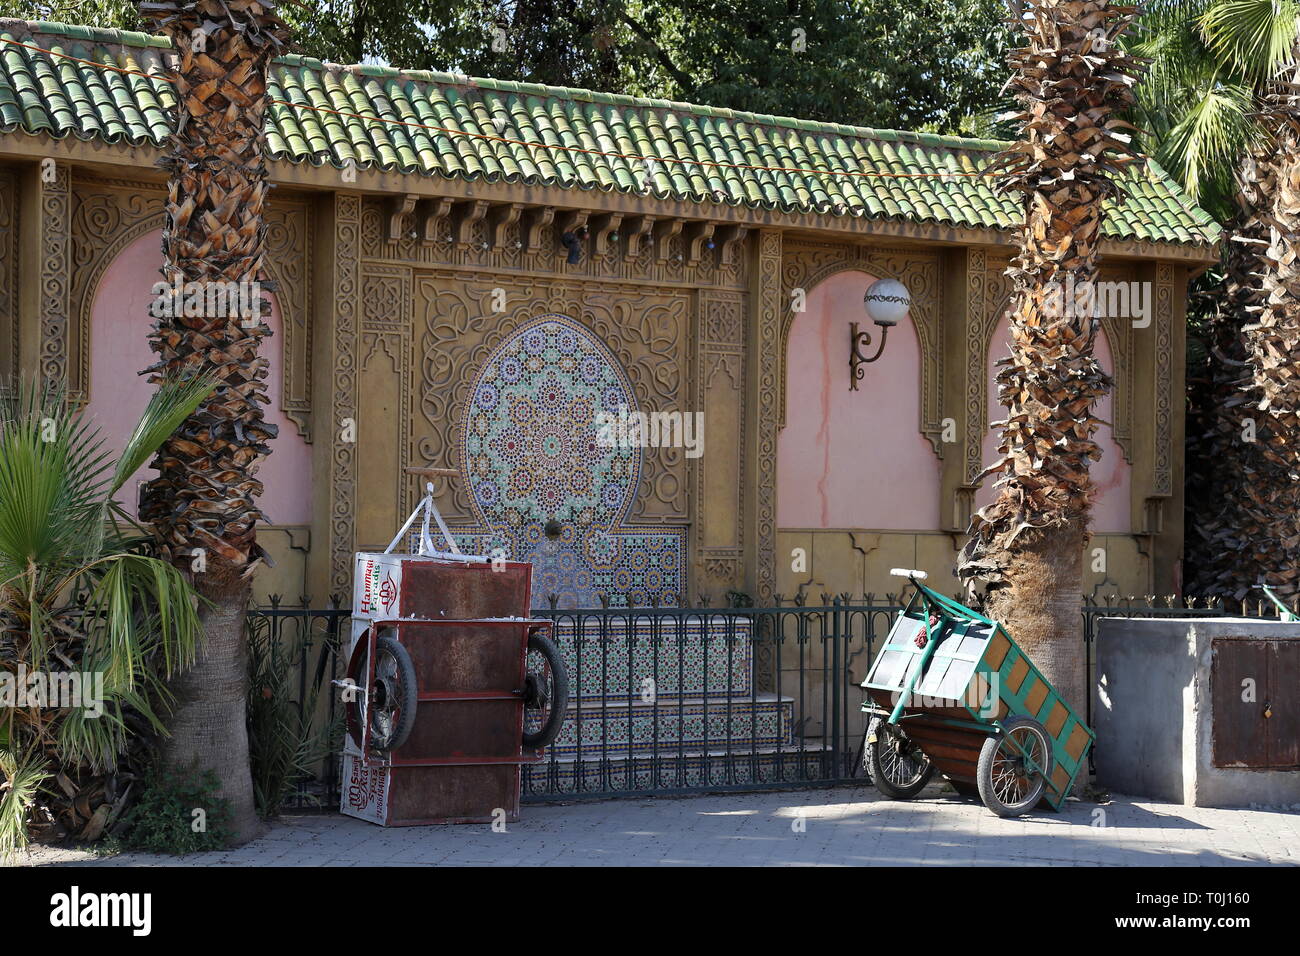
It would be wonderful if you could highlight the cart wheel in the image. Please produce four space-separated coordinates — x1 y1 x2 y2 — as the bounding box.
864 716 934 799
521 631 569 749
346 630 418 753
977 715 1054 817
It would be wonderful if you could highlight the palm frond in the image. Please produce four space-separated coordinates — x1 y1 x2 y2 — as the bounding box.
1199 0 1300 82
111 374 216 495
78 553 201 689
0 749 49 858
1158 82 1258 201
0 381 112 577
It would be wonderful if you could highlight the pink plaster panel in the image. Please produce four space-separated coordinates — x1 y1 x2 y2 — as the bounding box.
976 315 1130 532
86 228 312 525
777 270 941 530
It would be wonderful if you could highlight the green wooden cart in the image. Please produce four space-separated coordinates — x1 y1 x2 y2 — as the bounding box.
860 569 1094 816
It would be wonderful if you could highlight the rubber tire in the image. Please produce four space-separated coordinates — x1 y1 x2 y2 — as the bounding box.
349 631 418 753
977 715 1053 817
864 716 935 799
521 632 569 749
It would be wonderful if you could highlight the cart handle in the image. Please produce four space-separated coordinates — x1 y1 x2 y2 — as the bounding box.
889 568 928 580
1255 584 1298 621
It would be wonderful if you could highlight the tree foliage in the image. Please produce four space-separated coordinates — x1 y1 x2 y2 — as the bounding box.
1121 0 1299 222
0 0 1012 133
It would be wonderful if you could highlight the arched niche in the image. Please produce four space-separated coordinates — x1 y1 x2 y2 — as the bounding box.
85 228 313 525
777 269 941 530
976 314 1131 532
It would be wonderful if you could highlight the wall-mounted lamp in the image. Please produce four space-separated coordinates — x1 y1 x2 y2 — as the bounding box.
850 278 910 391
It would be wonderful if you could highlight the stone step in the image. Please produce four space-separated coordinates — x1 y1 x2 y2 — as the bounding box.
546 693 795 758
523 742 847 796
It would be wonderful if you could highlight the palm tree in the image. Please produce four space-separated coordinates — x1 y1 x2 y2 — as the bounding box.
1228 30 1300 602
1132 2 1300 603
958 0 1143 720
1125 0 1299 220
0 376 211 855
136 0 289 844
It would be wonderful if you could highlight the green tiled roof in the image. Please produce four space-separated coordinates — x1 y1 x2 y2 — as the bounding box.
0 19 1221 246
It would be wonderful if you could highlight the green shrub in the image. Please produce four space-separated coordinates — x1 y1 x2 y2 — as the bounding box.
246 625 341 818
117 766 232 854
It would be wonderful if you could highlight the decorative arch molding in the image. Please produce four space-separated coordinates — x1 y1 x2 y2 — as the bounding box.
780 241 944 454
70 182 165 400
977 257 1135 465
71 178 314 438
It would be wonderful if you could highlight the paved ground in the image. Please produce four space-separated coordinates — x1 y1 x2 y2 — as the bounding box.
21 783 1300 866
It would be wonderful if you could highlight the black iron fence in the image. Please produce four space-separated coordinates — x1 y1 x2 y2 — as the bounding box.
248 594 1258 811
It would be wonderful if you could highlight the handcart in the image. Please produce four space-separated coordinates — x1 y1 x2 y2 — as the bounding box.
338 467 569 825
860 569 1094 817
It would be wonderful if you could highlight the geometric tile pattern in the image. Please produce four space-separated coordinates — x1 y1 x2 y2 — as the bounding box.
555 616 754 700
524 747 837 795
550 694 795 759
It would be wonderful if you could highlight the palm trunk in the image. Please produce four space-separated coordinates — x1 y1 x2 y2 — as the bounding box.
160 578 258 835
1237 55 1300 604
138 0 289 845
1186 212 1278 606
958 0 1142 724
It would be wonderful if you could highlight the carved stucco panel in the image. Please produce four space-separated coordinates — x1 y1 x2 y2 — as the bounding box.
1153 263 1175 496
265 199 315 441
70 179 313 432
755 230 782 604
70 180 166 398
695 289 746 595
980 257 1135 468
328 194 362 596
40 163 72 387
0 169 16 382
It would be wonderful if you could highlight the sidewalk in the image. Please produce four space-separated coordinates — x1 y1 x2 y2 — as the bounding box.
22 784 1300 867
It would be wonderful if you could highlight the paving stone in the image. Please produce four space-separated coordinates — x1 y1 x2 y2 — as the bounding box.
20 785 1300 867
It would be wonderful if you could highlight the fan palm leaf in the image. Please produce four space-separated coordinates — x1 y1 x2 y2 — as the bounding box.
0 373 212 849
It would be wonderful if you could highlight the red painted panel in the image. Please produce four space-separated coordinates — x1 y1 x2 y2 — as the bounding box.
1211 639 1269 769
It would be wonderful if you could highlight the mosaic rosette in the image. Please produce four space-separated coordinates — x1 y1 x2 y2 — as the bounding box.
441 315 684 608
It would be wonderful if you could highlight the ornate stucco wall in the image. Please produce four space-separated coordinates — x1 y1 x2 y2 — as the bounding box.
1 159 1192 608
